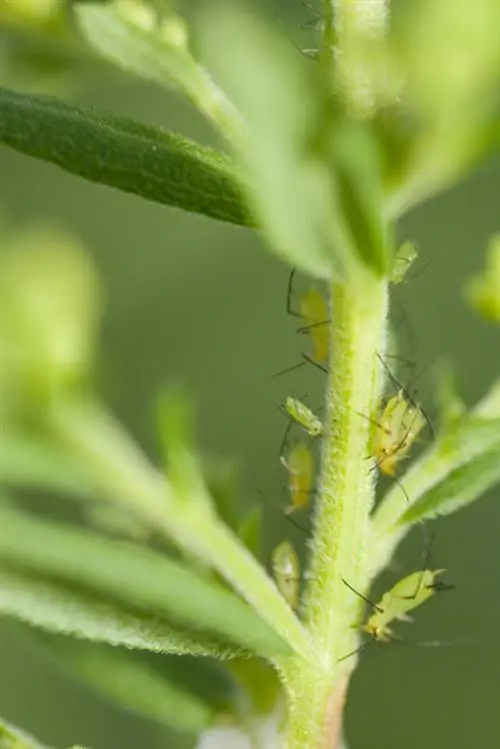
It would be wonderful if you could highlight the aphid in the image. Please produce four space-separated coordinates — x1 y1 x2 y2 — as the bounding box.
274 270 329 377
391 241 419 285
297 288 330 368
340 568 452 660
280 441 314 514
371 355 432 477
373 390 427 476
272 540 300 609
284 396 323 438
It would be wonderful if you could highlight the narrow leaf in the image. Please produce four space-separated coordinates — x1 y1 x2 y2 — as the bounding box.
0 567 241 658
0 719 55 749
0 503 291 657
399 441 500 525
0 431 94 499
0 87 251 227
42 639 214 733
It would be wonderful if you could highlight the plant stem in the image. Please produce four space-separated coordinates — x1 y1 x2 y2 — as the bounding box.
47 398 311 660
283 272 389 749
323 0 389 113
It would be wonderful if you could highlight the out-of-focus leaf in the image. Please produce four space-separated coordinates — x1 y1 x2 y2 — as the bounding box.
398 441 500 526
0 718 55 749
237 505 262 561
465 234 500 324
0 567 241 658
156 386 209 507
389 0 500 214
0 88 251 227
434 361 466 428
202 457 240 532
200 6 391 280
0 431 94 499
75 1 243 139
330 121 392 275
0 0 65 29
41 638 214 733
0 225 101 405
0 502 292 657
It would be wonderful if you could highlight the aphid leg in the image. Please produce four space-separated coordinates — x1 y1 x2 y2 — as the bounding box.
302 353 328 373
297 318 330 335
397 527 433 601
392 473 411 504
337 640 375 664
377 353 435 440
383 353 416 370
279 420 293 459
285 513 310 534
391 297 418 361
286 269 302 318
271 360 308 378
341 578 383 613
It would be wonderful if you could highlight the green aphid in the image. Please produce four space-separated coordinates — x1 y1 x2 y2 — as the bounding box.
272 540 300 610
284 396 323 437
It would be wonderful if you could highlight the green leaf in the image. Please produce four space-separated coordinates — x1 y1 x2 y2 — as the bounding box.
0 567 241 658
200 6 391 279
0 502 291 658
465 234 500 324
398 440 500 526
330 121 392 275
156 387 209 507
0 87 251 227
0 719 55 749
0 431 94 499
40 639 214 733
237 505 262 561
75 1 243 141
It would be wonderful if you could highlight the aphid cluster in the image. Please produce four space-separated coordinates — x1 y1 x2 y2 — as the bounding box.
269 263 454 660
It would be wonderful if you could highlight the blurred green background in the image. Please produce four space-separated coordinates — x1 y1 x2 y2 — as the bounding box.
1 1 500 748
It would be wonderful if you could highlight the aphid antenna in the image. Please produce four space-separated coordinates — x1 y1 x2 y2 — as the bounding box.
400 527 453 602
271 360 307 379
390 636 476 650
341 578 383 613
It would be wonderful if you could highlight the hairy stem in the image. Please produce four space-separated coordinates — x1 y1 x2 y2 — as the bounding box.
323 0 389 113
282 272 389 749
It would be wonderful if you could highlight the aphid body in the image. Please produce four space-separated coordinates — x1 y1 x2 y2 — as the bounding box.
272 540 300 609
363 569 446 643
280 441 314 514
285 396 323 437
374 390 427 476
298 289 329 367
